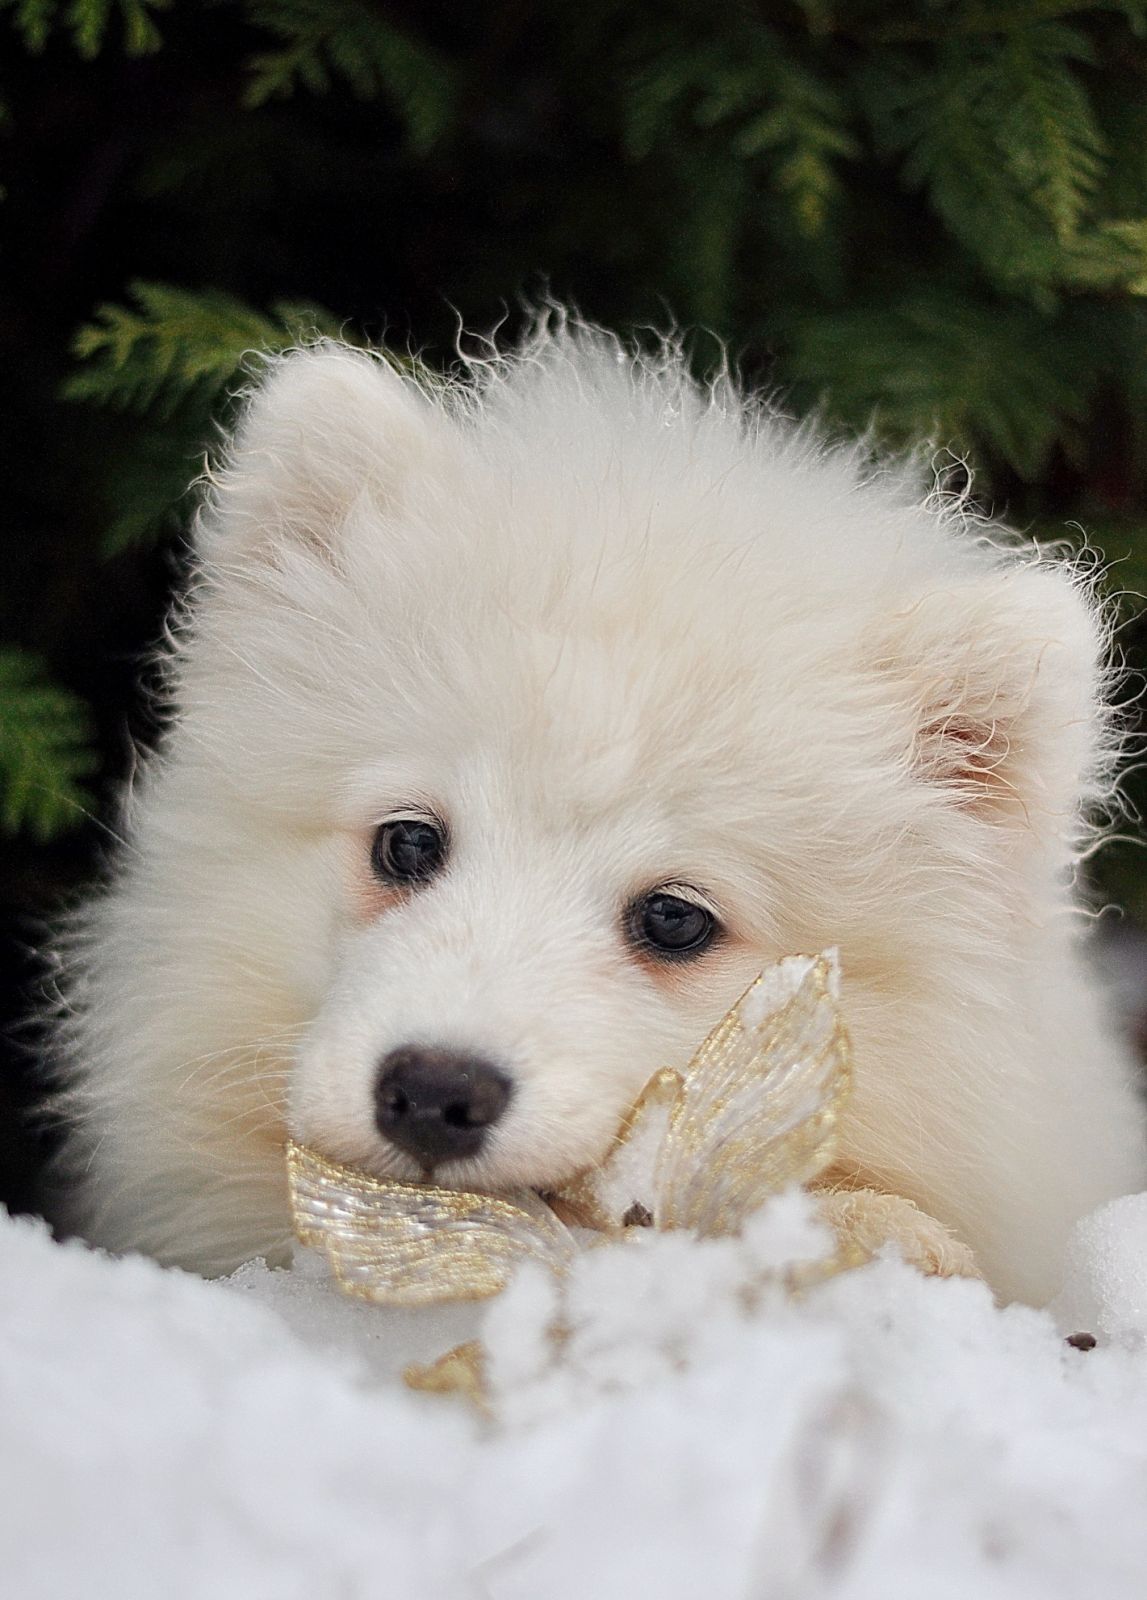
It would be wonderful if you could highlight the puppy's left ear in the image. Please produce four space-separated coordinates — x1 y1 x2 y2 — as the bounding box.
201 343 450 565
873 564 1111 837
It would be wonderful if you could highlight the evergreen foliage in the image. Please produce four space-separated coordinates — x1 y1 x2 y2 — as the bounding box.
784 287 1098 476
64 280 344 415
242 0 457 151
0 0 167 56
625 23 861 240
59 283 346 553
0 652 93 841
4 0 1147 908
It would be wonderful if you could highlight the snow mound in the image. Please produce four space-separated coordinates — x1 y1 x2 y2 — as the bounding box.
1052 1192 1147 1345
3 1192 1147 1600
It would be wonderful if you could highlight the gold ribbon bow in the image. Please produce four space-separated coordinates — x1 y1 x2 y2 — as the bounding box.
287 951 852 1307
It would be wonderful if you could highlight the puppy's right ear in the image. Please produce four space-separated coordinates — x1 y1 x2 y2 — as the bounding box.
200 344 447 564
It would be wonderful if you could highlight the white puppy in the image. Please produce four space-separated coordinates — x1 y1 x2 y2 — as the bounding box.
51 320 1147 1304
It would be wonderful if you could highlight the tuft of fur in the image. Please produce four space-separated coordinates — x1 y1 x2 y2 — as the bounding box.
48 315 1147 1303
815 1185 982 1280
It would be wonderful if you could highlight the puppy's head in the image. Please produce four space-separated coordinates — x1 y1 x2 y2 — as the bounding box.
187 332 1111 1193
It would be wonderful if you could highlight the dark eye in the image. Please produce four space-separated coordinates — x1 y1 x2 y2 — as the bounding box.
371 818 447 885
629 890 718 961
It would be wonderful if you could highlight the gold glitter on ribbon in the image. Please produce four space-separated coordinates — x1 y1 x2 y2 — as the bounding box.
288 952 852 1307
554 953 851 1236
657 951 850 1234
287 1143 574 1305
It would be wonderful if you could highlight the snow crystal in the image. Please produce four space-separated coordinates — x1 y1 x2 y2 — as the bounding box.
4 1190 1147 1599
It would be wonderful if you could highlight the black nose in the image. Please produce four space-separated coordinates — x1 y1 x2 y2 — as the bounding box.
374 1046 513 1170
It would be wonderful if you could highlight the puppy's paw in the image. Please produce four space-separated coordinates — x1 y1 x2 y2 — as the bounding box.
815 1186 981 1280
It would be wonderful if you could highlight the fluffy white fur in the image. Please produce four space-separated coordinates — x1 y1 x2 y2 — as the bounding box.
51 319 1147 1304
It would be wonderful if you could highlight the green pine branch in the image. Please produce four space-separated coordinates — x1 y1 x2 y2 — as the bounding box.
62 282 352 552
95 427 207 556
243 0 457 153
0 0 167 56
781 288 1096 478
63 281 346 417
0 650 94 839
997 26 1104 241
862 22 1147 296
626 28 858 238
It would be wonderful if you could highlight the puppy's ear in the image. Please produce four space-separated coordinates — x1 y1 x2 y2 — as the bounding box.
873 565 1110 835
201 344 446 564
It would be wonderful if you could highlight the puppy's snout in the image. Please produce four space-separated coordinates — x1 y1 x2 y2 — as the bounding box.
374 1046 513 1170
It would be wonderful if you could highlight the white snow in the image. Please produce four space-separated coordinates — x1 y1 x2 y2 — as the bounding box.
1052 1192 1147 1344
3 1190 1147 1600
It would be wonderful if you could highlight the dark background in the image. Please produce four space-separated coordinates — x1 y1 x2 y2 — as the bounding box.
5 0 1147 1214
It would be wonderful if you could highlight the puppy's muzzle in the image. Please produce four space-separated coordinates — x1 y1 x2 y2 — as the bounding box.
374 1045 513 1171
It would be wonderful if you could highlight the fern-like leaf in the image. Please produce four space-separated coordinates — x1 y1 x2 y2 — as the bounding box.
863 22 1111 292
996 24 1104 240
63 281 345 416
243 0 457 153
0 0 167 56
0 651 94 839
782 287 1096 479
95 427 207 555
625 26 857 237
